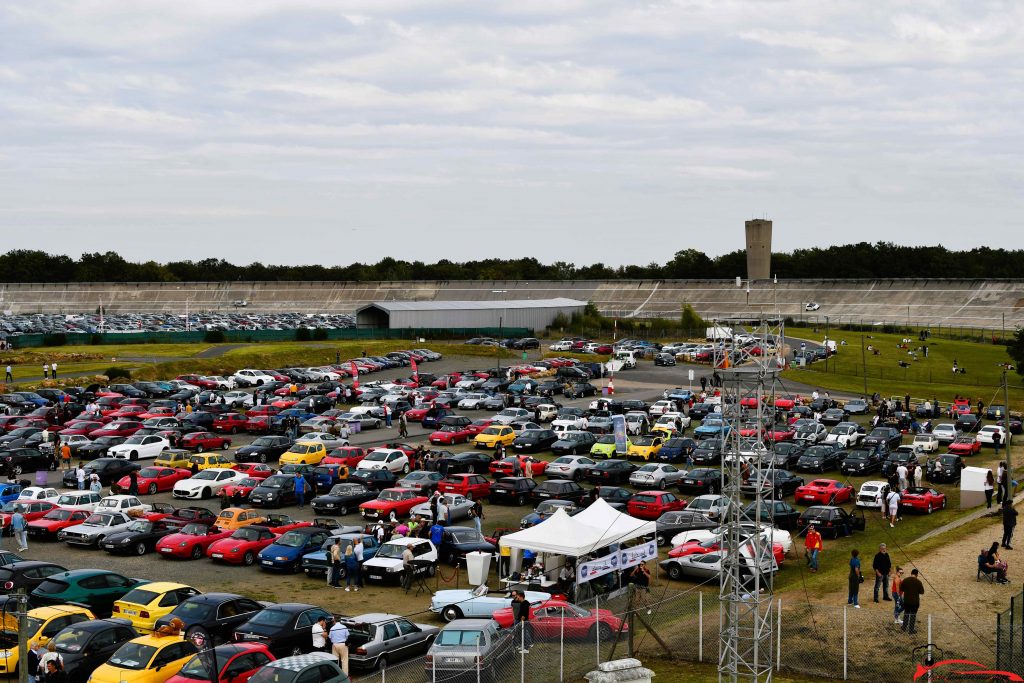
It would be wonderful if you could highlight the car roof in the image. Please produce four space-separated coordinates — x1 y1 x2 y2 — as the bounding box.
183 592 244 604
123 581 191 594
266 652 337 671
444 618 494 628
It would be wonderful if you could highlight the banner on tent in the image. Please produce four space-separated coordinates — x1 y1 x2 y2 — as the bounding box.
576 541 657 584
612 415 627 455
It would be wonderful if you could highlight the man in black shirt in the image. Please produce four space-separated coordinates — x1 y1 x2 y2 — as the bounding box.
512 590 532 653
1003 501 1018 550
872 543 892 602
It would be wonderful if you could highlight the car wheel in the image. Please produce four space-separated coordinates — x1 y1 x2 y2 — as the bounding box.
442 605 463 622
591 623 613 640
243 551 255 566
516 494 526 506
196 444 205 453
427 564 436 577
95 535 106 546
927 503 932 514
148 483 158 495
129 451 138 461
191 545 202 560
259 454 268 464
656 534 668 547
202 487 211 499
667 563 683 581
231 427 238 434
135 542 146 556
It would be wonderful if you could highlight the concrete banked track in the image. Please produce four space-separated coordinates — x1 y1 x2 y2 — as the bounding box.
0 279 1021 327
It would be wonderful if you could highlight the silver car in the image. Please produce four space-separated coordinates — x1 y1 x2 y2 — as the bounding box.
629 463 685 489
425 619 515 680
686 494 731 520
660 549 776 582
410 494 473 522
342 613 440 671
545 455 596 481
58 511 136 546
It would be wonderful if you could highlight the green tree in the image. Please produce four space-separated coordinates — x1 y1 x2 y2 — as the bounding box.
1007 327 1024 379
680 303 705 331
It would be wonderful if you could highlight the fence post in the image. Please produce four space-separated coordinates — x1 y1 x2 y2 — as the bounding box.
776 598 781 672
698 591 703 662
520 623 525 683
998 611 1003 671
928 614 932 668
560 607 565 682
843 605 848 680
595 594 600 665
1011 595 1016 673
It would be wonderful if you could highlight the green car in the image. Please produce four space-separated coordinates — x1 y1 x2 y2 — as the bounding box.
590 435 631 459
30 569 149 618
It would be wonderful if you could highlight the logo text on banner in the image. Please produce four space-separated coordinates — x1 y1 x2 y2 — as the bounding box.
576 541 657 584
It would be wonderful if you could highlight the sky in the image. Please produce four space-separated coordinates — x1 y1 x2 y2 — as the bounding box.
2 1 1022 266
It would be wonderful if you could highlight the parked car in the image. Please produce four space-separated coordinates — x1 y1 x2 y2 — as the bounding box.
363 537 437 584
30 569 148 617
430 588 548 623
795 506 866 538
232 603 336 658
340 613 440 671
153 592 267 643
488 477 539 506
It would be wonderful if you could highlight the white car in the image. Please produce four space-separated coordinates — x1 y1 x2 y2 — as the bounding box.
805 302 821 311
794 422 828 444
912 434 940 453
222 391 254 408
108 435 170 461
629 463 685 489
60 510 136 547
455 378 486 390
349 405 385 417
932 423 959 444
172 468 247 499
457 394 489 410
552 410 587 431
671 523 793 554
203 376 236 390
856 480 890 509
356 449 411 475
686 494 731 520
230 369 277 387
649 400 677 417
492 408 531 425
169 380 201 393
363 537 437 584
534 404 559 422
977 425 1010 446
546 455 596 481
55 491 102 512
823 424 862 448
300 432 350 450
96 495 151 515
59 434 92 450
17 487 61 504
306 367 342 381
548 341 573 351
655 414 691 431
624 413 650 436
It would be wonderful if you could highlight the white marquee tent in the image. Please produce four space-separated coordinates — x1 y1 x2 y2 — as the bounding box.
499 498 656 558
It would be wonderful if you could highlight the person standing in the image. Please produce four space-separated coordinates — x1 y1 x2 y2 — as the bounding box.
401 543 414 592
127 470 139 497
75 464 86 491
329 617 350 675
353 536 364 590
470 499 484 534
344 545 359 591
891 566 905 625
26 640 42 683
913 463 924 488
1002 500 1018 550
872 544 892 602
89 473 102 494
3 365 11 383
11 510 27 552
311 615 328 652
50 363 57 380
900 569 924 634
398 411 408 438
60 443 72 471
513 590 532 653
985 470 995 509
329 538 342 588
384 403 392 428
847 549 862 608
294 472 307 509
896 463 909 492
42 364 49 380
993 428 1003 456
805 524 823 573
886 488 901 528
997 462 1008 504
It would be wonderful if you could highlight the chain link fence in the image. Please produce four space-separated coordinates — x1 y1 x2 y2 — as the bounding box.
996 588 1024 676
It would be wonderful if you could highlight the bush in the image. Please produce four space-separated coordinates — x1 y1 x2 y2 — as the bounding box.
105 367 131 380
680 303 705 332
42 333 67 346
203 330 226 343
312 328 328 341
89 334 103 345
295 328 312 342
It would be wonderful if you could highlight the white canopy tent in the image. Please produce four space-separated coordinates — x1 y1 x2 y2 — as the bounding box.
499 499 656 557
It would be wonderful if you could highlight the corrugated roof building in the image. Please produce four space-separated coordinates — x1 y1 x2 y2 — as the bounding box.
354 298 586 331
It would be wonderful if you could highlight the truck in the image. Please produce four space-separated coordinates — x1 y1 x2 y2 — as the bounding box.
706 326 733 341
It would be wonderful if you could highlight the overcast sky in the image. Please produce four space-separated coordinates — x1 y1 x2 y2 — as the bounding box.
2 1 1022 266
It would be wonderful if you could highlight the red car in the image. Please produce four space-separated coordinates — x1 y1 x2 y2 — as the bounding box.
358 488 428 521
27 508 91 539
58 420 105 437
181 431 232 452
323 447 366 468
176 375 219 390
670 537 785 566
206 525 280 565
489 457 547 478
0 501 59 531
167 643 274 683
138 407 176 420
773 398 796 410
108 405 149 420
222 477 260 500
437 474 492 500
951 399 972 416
739 397 760 409
428 424 474 445
232 463 275 480
156 523 233 559
794 479 854 506
492 599 625 637
270 398 300 410
262 513 313 534
0 417 23 432
948 436 981 456
626 491 686 520
88 420 143 439
246 406 282 418
767 424 796 442
402 406 433 422
465 419 494 436
900 487 947 514
114 466 193 495
244 416 275 434
212 413 249 434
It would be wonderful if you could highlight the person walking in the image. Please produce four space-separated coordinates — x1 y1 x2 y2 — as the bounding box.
805 524 823 573
886 488 901 528
993 428 1003 456
872 544 892 602
985 470 995 509
900 569 924 634
891 566 905 625
75 464 86 491
896 463 909 492
3 365 11 383
513 590 533 653
1002 500 1018 550
329 616 350 675
11 510 28 552
60 443 72 471
329 538 342 588
398 411 408 438
344 545 359 591
847 549 862 608
294 472 307 509
470 499 484 534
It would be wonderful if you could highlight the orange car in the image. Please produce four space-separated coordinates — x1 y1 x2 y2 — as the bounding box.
213 507 266 532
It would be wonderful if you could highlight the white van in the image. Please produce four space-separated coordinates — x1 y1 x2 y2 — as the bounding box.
614 350 637 369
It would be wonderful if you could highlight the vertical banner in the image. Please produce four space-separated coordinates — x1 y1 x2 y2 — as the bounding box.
349 361 360 389
411 358 419 384
612 414 627 455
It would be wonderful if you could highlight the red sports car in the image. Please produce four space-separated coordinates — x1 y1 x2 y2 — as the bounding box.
358 488 428 521
113 466 192 495
27 508 91 539
429 424 474 445
670 538 785 566
156 523 232 559
0 501 59 531
270 398 301 410
212 413 249 434
138 407 176 420
323 447 366 468
773 398 796 410
492 599 626 637
437 474 492 500
627 491 687 520
465 419 495 436
245 416 275 434
951 399 972 416
900 487 947 514
232 463 275 480
489 457 547 477
181 431 232 452
794 479 854 506
739 397 760 409
738 421 766 438
176 375 219 390
58 420 105 437
222 477 260 500
402 406 433 422
108 405 149 420
206 525 280 565
767 424 796 442
948 436 981 456
89 421 143 439
246 406 282 418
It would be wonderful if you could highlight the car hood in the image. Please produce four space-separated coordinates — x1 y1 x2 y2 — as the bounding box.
363 557 402 568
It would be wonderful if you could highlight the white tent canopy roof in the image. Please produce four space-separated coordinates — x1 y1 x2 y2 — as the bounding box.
499 498 656 558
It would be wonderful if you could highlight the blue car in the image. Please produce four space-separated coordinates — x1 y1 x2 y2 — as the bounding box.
313 464 348 490
694 419 731 438
13 392 48 408
665 389 693 403
421 409 455 430
300 532 381 577
257 527 334 572
657 437 698 463
0 484 23 505
271 409 316 429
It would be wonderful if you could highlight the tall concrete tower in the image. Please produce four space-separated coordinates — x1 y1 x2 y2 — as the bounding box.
745 219 772 280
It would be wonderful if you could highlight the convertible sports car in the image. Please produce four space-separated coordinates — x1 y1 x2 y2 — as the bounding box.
794 479 854 506
948 436 981 456
669 537 785 567
155 523 232 559
428 424 474 446
430 586 550 622
489 456 547 478
492 599 626 638
206 525 280 565
899 487 947 514
359 488 429 521
113 466 192 495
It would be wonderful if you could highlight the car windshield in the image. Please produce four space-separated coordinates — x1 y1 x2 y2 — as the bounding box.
181 523 209 535
275 531 307 548
436 629 484 646
689 498 714 510
845 452 868 461
120 588 159 606
364 451 389 462
108 642 157 670
633 437 656 446
290 445 315 454
233 527 263 541
127 521 153 533
193 471 218 480
329 484 362 495
0 502 27 513
252 438 277 447
124 436 146 444
246 608 292 627
248 668 299 683
449 531 483 543
84 514 116 526
261 476 289 489
52 626 95 653
376 543 411 559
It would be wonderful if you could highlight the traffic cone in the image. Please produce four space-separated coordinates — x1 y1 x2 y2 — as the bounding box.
607 378 615 395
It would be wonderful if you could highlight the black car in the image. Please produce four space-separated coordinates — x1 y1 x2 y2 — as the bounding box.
881 451 920 478
511 429 558 453
51 618 139 682
436 451 492 475
439 526 496 566
839 448 884 476
0 447 49 475
620 400 648 414
955 413 982 434
163 506 218 529
569 383 598 398
691 439 723 465
926 454 964 483
109 384 147 399
0 428 43 449
100 519 174 556
808 397 837 412
676 468 724 495
155 592 268 643
583 459 636 485
689 403 717 420
233 602 335 657
311 483 378 515
235 436 293 464
588 486 634 509
75 436 128 460
396 471 446 495
863 427 902 450
530 479 586 504
0 561 68 594
551 431 597 456
347 469 399 491
653 353 677 366
739 470 804 498
654 510 717 546
248 474 299 508
819 408 847 426
488 477 538 506
741 500 801 530
770 442 805 468
795 444 845 473
795 506 866 539
62 458 140 487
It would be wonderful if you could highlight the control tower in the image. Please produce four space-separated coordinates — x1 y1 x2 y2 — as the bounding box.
745 219 772 281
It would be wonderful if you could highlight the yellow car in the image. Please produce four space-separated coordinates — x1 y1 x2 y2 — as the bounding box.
89 633 198 683
213 507 266 532
153 449 193 468
279 441 327 465
112 582 201 634
650 426 677 440
0 605 94 675
590 435 630 459
626 436 664 461
473 426 516 449
189 453 233 470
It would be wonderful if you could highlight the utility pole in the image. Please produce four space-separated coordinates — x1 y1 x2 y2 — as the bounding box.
1005 370 1013 482
861 335 868 399
496 316 503 375
824 316 830 373
16 589 27 683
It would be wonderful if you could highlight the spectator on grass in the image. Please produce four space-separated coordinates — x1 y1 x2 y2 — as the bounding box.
847 549 862 608
900 569 924 634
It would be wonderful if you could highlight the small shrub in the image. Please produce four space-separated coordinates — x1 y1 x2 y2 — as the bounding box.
203 330 226 343
295 328 312 342
312 328 328 341
105 367 131 380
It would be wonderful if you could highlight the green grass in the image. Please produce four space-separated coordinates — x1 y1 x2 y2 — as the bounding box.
647 658 824 683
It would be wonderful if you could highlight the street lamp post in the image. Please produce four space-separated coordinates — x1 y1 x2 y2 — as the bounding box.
824 316 830 373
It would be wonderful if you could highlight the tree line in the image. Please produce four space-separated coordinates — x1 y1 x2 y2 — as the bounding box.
1 243 1022 282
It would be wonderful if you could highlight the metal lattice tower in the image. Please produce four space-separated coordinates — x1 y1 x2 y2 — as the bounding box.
716 318 786 683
